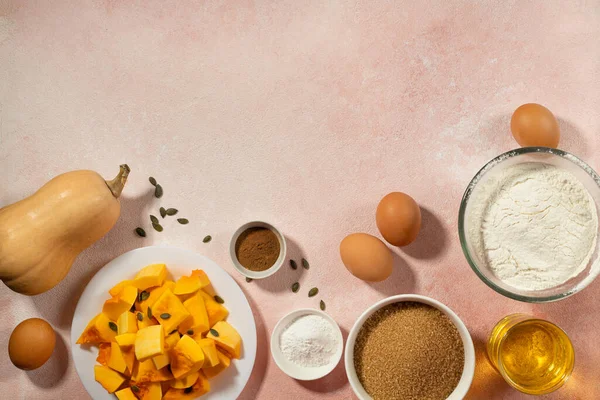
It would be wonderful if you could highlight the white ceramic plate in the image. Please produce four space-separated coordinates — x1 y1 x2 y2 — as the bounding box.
70 246 257 400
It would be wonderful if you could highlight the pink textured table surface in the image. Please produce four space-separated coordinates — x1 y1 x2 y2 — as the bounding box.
1 1 599 399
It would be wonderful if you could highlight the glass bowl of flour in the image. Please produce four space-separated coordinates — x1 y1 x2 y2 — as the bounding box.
459 147 600 302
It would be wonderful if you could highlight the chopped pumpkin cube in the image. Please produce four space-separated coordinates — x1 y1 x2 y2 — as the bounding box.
202 349 231 378
173 275 202 295
198 290 229 326
152 289 190 333
135 281 175 313
170 335 205 379
133 263 167 290
135 325 165 361
121 347 136 376
135 382 162 400
196 338 220 367
77 313 116 344
190 270 211 288
115 333 137 347
136 312 158 330
94 365 126 393
118 311 139 335
115 387 138 400
163 371 210 399
207 321 242 359
109 279 134 297
178 294 210 335
170 371 199 389
151 332 180 370
108 342 128 374
96 342 111 366
131 359 173 383
103 286 138 321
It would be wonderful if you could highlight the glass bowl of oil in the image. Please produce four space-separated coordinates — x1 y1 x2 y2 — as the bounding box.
487 314 575 395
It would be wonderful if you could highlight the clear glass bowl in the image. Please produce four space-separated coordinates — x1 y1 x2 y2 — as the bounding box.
458 147 600 303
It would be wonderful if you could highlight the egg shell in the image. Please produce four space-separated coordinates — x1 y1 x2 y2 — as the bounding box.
376 192 422 246
340 233 393 282
9 318 56 370
510 103 560 148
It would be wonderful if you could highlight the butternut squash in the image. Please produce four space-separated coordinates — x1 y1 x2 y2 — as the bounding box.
0 165 130 295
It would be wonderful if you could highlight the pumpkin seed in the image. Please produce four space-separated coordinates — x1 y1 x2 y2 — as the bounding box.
135 227 146 237
155 184 163 198
210 328 219 337
166 208 178 216
147 307 153 319
292 282 300 293
320 300 326 311
139 291 150 302
131 385 140 393
184 387 193 394
108 322 118 332
290 259 298 270
149 177 157 186
246 277 252 282
187 329 194 335
150 215 159 224
137 312 143 321
214 295 225 304
160 207 167 218
152 223 163 232
302 258 310 269
160 313 171 319
177 218 189 225
203 235 212 243
308 287 319 297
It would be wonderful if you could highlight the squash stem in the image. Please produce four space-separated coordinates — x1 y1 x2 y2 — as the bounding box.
106 164 130 198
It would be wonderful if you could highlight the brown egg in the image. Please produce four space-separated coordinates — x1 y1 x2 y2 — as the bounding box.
510 103 560 148
9 318 56 370
340 233 393 282
376 192 421 246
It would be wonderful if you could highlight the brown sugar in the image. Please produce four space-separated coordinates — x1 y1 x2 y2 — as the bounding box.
354 302 464 400
235 227 280 271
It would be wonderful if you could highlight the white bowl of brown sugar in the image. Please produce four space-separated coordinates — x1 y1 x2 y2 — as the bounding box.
345 294 475 400
229 221 287 279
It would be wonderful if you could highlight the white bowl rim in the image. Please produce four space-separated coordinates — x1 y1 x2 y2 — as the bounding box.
344 294 476 400
270 308 344 381
229 220 287 279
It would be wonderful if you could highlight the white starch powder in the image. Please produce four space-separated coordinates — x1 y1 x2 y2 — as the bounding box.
468 162 598 291
280 314 339 368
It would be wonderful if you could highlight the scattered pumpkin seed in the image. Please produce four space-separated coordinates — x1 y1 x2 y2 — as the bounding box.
246 277 253 282
135 227 146 237
187 329 194 335
308 287 319 297
155 184 163 198
149 177 157 186
152 223 163 232
160 207 167 218
210 328 219 337
290 259 298 270
131 385 140 393
160 313 171 320
214 295 225 304
177 218 189 225
150 215 159 224
139 291 150 302
320 300 326 311
184 387 193 394
292 282 300 293
166 208 178 216
302 258 310 270
137 312 143 321
108 322 118 332
147 307 153 319
203 235 212 243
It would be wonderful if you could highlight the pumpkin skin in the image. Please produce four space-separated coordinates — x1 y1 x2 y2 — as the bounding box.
0 165 129 295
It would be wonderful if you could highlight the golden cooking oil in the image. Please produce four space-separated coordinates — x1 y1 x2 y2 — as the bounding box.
487 314 575 395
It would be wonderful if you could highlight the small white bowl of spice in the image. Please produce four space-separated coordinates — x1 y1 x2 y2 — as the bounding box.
271 308 344 380
345 294 475 400
229 221 287 279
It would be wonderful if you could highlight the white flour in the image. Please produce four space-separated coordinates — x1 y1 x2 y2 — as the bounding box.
468 162 598 291
280 314 339 367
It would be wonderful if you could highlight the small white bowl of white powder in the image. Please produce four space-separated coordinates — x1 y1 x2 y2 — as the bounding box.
459 147 600 302
270 308 343 380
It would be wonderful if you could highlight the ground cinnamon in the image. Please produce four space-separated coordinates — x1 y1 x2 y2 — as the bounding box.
235 227 280 271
